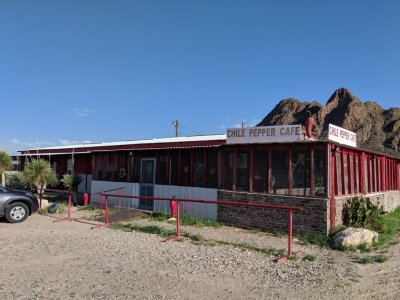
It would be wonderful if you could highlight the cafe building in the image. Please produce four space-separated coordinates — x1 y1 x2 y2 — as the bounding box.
18 124 400 235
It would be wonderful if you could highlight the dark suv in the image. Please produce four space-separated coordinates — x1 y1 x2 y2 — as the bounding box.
0 185 39 223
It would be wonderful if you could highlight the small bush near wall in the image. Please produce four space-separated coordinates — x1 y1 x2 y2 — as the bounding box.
342 196 384 232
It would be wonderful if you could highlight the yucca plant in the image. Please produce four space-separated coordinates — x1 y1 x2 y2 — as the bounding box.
22 158 59 193
61 174 83 192
0 151 13 186
61 174 83 205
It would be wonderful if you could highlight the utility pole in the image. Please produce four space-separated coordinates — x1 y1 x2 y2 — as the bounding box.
173 120 179 137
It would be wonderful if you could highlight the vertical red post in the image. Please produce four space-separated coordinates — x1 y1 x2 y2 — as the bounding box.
288 209 293 256
176 200 180 239
340 150 345 195
39 189 43 211
105 195 109 225
288 149 292 196
347 152 352 194
360 152 365 194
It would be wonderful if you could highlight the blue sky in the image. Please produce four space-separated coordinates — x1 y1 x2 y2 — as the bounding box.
1 0 399 154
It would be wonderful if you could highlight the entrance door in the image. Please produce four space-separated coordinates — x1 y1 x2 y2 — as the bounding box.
139 158 155 210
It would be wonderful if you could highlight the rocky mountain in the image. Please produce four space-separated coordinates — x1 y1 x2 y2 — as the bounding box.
257 88 400 157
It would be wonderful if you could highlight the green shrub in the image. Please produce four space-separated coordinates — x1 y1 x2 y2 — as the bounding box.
342 196 384 232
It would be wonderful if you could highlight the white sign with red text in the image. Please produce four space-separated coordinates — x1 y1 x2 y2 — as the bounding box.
226 125 302 144
328 124 357 147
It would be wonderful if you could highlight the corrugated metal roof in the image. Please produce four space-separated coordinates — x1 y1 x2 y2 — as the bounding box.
19 134 227 153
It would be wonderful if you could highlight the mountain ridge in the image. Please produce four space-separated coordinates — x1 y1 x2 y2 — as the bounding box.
257 88 400 157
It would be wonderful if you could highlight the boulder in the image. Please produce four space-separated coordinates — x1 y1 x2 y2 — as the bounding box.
333 227 378 250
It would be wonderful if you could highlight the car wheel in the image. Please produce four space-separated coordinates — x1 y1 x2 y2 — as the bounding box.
5 202 29 223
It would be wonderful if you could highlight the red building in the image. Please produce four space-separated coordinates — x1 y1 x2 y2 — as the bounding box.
18 124 400 235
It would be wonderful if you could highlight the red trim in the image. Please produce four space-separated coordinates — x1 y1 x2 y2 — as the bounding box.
340 150 345 195
353 153 357 194
371 156 376 192
347 152 352 194
333 149 338 196
288 149 292 196
330 146 336 231
24 140 226 155
381 157 386 192
360 152 365 194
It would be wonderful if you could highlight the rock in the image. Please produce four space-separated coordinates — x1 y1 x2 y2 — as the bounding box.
333 227 378 250
257 88 400 157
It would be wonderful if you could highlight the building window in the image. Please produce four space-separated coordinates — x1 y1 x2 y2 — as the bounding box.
313 150 326 197
252 150 268 193
223 151 234 190
179 150 191 186
235 151 248 191
206 150 218 188
292 151 310 196
271 150 288 195
193 150 204 187
157 152 169 185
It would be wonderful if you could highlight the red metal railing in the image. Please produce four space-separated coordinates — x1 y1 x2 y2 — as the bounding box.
99 193 303 262
39 189 79 223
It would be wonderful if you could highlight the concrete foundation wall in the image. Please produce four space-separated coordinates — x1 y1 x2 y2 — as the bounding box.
217 190 329 235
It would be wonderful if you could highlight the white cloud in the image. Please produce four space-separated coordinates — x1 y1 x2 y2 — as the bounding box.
74 108 96 117
59 139 92 146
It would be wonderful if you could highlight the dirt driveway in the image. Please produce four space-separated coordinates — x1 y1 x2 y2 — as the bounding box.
0 212 399 299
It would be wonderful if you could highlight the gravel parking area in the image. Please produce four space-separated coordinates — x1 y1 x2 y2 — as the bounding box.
1 211 399 299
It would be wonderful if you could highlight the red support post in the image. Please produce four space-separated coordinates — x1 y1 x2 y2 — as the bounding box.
53 192 80 223
39 189 43 211
275 209 293 262
340 150 345 195
360 152 365 194
288 149 292 196
347 152 352 194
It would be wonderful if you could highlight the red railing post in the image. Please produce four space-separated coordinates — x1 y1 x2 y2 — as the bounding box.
288 209 293 256
39 189 43 211
176 200 180 239
105 195 109 226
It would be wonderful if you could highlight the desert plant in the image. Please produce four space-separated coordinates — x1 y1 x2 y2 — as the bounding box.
6 172 24 190
61 174 83 192
22 159 58 192
0 151 13 186
342 196 384 232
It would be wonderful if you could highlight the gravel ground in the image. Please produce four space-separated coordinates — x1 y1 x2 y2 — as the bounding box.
0 210 399 299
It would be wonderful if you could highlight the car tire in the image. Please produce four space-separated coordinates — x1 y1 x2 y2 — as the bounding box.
5 202 29 223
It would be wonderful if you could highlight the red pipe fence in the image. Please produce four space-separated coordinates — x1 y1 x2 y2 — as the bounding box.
100 193 303 262
39 189 80 223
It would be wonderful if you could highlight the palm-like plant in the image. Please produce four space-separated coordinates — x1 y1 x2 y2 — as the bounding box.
0 151 13 186
22 159 58 192
61 174 83 192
